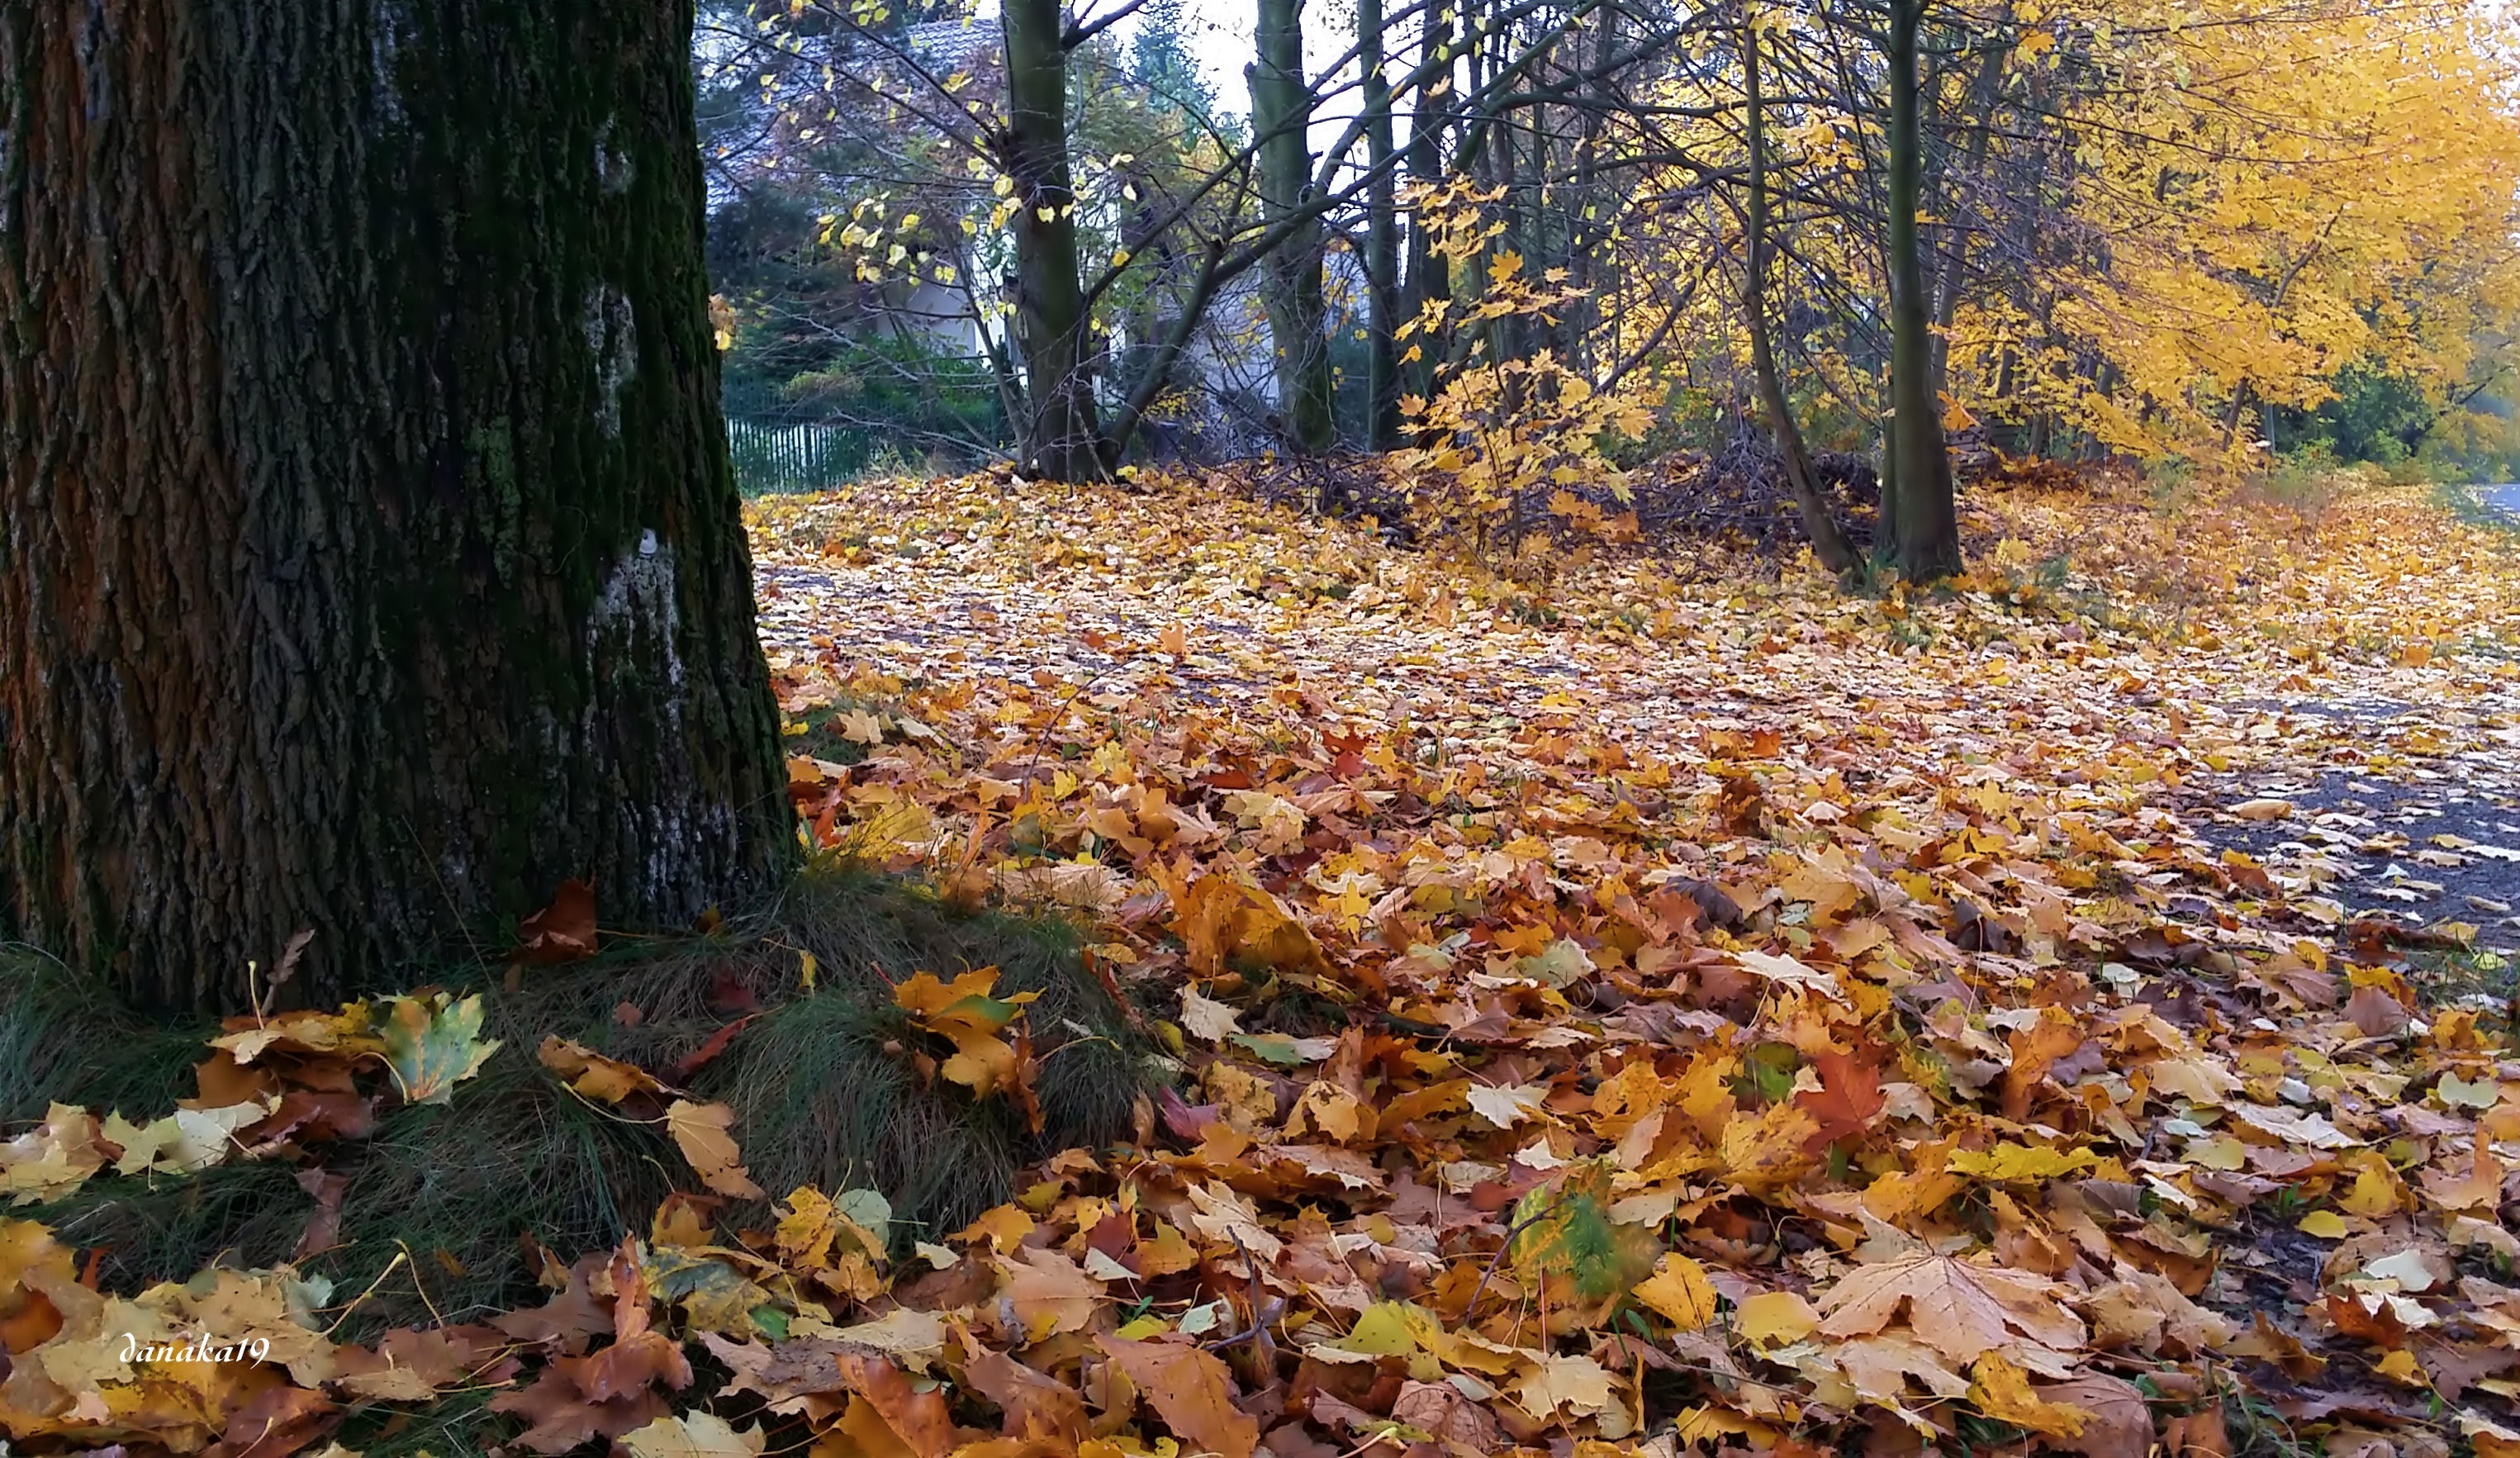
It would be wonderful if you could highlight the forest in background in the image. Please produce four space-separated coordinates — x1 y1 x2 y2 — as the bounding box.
698 0 2520 516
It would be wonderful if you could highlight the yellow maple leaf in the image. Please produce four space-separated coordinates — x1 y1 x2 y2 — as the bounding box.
1968 1352 2092 1438
665 1099 764 1199
1945 1142 2099 1183
1631 1253 1720 1331
1737 1290 1820 1347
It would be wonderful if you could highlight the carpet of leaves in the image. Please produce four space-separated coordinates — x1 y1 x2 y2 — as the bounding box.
7 469 2520 1458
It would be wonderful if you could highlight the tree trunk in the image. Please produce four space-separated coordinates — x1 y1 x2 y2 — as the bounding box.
1002 0 1105 481
1928 34 2010 400
1360 0 1402 449
1251 0 1334 453
1740 9 1858 577
0 0 794 1013
1400 2 1453 416
1886 0 1962 581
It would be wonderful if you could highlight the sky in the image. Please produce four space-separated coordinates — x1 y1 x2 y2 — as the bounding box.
1122 0 1366 127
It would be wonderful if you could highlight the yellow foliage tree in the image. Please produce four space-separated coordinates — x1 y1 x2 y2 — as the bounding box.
1948 1 2520 463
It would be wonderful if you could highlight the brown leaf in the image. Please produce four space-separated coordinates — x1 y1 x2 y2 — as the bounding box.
2164 1410 2234 1458
2003 1009 2087 1123
1389 1379 1503 1451
489 1247 691 1454
2343 983 2410 1038
515 878 598 966
489 1370 675 1455
2038 1374 2156 1458
1095 1334 1260 1458
330 1325 516 1402
1796 1046 1887 1151
491 1253 613 1356
204 1381 337 1458
2324 1291 2409 1349
292 1169 348 1261
1817 1253 2084 1365
667 1016 757 1085
838 1351 965 1458
965 1346 1089 1443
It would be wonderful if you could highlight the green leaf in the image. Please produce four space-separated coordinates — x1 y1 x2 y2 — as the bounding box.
643 1245 783 1336
1229 1033 1307 1066
1516 938 1592 987
380 993 500 1105
1743 1042 1801 1104
1509 1160 1659 1304
836 1187 894 1251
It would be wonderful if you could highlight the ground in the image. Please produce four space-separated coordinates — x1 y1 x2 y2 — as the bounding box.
735 468 2520 1452
754 468 2520 954
3 468 2518 1458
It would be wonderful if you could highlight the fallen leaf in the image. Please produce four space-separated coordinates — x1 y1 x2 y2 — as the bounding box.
621 1411 768 1458
1817 1253 2083 1365
1969 1351 2093 1439
380 993 501 1105
1632 1252 1720 1330
538 1037 670 1104
1465 1082 1551 1128
515 878 600 964
1095 1335 1258 1458
664 1100 765 1199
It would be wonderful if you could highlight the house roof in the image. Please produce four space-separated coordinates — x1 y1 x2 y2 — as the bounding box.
900 19 1000 73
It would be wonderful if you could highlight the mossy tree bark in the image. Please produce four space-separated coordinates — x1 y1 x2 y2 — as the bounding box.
0 0 795 1013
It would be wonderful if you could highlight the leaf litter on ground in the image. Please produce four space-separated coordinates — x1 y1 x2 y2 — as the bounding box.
7 468 2520 1458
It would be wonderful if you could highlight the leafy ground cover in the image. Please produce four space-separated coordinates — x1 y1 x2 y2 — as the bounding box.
5 468 2520 1458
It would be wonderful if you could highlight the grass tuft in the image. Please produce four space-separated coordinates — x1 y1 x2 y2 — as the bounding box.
3 860 1163 1342
0 947 211 1124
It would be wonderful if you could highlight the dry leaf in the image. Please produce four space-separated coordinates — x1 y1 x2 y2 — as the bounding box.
664 1100 765 1199
1094 1335 1258 1458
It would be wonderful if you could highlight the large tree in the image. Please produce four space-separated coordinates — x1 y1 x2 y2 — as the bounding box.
0 0 795 1013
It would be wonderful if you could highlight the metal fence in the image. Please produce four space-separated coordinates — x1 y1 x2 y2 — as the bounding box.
724 417 874 495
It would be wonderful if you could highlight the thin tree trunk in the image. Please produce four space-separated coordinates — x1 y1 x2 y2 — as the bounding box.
1400 2 1454 416
0 0 793 1012
1003 0 1106 480
1886 0 1961 580
1252 0 1334 452
1360 0 1402 448
1741 8 1858 576
1928 32 2010 399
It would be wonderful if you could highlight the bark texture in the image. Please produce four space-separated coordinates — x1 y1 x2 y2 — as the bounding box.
1001 0 1104 482
0 0 794 1011
1251 0 1334 454
1885 0 1962 580
1358 0 1402 449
